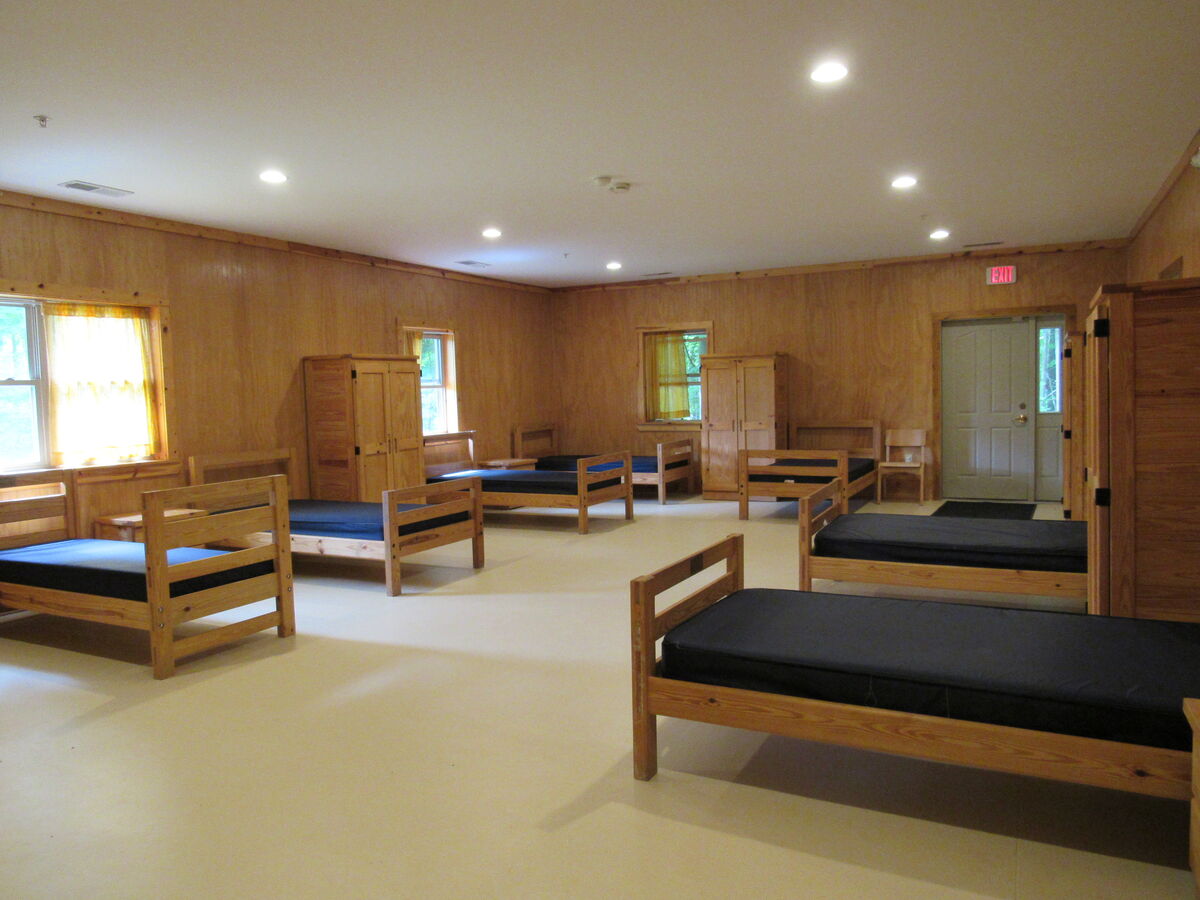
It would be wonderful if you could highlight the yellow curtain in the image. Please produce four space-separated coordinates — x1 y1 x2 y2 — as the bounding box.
644 332 691 420
404 328 424 358
44 303 158 466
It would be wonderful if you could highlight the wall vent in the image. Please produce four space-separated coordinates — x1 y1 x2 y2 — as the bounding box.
455 260 490 268
59 180 133 198
961 240 1004 249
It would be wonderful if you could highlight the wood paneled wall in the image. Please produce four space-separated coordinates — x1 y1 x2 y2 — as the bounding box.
552 249 1126 499
1127 164 1200 282
0 204 557 521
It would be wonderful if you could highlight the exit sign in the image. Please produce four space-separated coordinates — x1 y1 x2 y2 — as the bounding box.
986 265 1017 285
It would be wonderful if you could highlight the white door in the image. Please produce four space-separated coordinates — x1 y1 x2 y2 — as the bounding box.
941 318 1036 500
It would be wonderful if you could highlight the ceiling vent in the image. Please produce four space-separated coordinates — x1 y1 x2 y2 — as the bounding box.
59 180 133 198
641 272 674 277
961 240 1005 249
455 260 490 268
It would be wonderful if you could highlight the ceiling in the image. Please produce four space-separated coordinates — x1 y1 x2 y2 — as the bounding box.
3 1 1199 288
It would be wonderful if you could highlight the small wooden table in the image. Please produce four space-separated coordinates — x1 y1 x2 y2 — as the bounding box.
94 508 206 542
482 458 537 470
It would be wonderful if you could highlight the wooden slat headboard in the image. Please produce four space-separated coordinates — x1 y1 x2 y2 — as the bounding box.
793 421 882 460
424 431 476 476
187 449 296 491
0 477 71 549
512 424 557 459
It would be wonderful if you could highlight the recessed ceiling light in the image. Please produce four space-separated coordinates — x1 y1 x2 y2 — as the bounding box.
481 227 502 239
606 261 622 271
891 175 918 189
259 169 287 184
930 229 950 240
810 61 848 84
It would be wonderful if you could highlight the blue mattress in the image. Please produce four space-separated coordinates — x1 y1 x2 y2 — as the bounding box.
0 539 274 603
813 514 1087 572
662 588 1200 750
535 454 688 475
430 469 621 495
749 456 875 484
289 500 470 542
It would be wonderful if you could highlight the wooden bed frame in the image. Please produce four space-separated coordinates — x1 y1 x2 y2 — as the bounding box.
513 423 697 504
429 431 634 534
188 449 484 595
631 535 1199 888
0 472 295 679
738 448 857 520
796 493 1088 600
792 420 882 512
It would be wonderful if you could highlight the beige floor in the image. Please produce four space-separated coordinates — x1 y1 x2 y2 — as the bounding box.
0 495 1191 899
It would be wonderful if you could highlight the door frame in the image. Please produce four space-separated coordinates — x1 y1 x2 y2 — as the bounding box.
931 304 1077 504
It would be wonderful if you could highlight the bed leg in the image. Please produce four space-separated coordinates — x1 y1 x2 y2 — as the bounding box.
277 573 297 635
385 558 401 596
149 618 175 680
1186 700 1200 890
579 501 589 535
626 484 635 520
631 574 658 780
657 480 666 505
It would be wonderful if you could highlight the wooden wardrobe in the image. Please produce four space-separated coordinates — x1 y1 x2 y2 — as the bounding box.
303 355 425 501
700 353 789 499
1084 277 1200 621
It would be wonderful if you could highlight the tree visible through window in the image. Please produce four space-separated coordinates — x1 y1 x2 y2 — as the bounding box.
404 327 458 435
1038 326 1062 414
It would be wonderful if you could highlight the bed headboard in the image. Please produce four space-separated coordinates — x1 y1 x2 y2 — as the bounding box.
187 449 297 492
0 474 72 549
512 423 557 459
793 421 882 460
424 431 476 476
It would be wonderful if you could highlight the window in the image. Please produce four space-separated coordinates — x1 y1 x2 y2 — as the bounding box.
0 298 163 471
404 327 458 434
1037 325 1063 414
639 325 709 423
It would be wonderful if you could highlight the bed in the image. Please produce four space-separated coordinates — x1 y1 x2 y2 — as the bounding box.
426 431 633 534
737 448 869 519
788 420 882 512
513 423 696 504
631 535 1200 891
188 449 484 595
796 494 1088 599
0 472 294 678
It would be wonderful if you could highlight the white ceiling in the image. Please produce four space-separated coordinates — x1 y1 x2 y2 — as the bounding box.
3 1 1199 288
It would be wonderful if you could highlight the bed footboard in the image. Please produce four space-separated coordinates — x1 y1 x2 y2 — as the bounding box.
382 477 484 595
738 449 849 519
631 534 745 780
577 452 634 534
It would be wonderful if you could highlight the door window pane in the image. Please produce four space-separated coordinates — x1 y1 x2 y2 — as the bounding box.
0 305 31 381
1038 327 1062 414
0 385 41 468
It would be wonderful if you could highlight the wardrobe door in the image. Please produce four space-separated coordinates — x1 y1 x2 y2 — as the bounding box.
739 357 778 454
353 360 395 502
701 357 740 496
387 360 425 490
1084 304 1109 615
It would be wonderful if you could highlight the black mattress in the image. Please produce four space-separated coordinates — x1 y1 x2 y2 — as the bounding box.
749 456 875 484
535 454 688 475
0 539 274 603
662 588 1200 750
813 514 1086 572
430 469 620 495
289 500 469 542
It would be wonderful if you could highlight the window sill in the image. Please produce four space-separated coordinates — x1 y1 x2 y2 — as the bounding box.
636 421 702 433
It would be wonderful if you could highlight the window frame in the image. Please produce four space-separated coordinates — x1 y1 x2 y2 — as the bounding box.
403 325 460 436
0 281 173 473
636 321 712 432
0 298 51 468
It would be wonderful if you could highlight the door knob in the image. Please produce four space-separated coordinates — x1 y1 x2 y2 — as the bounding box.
1013 414 1028 425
